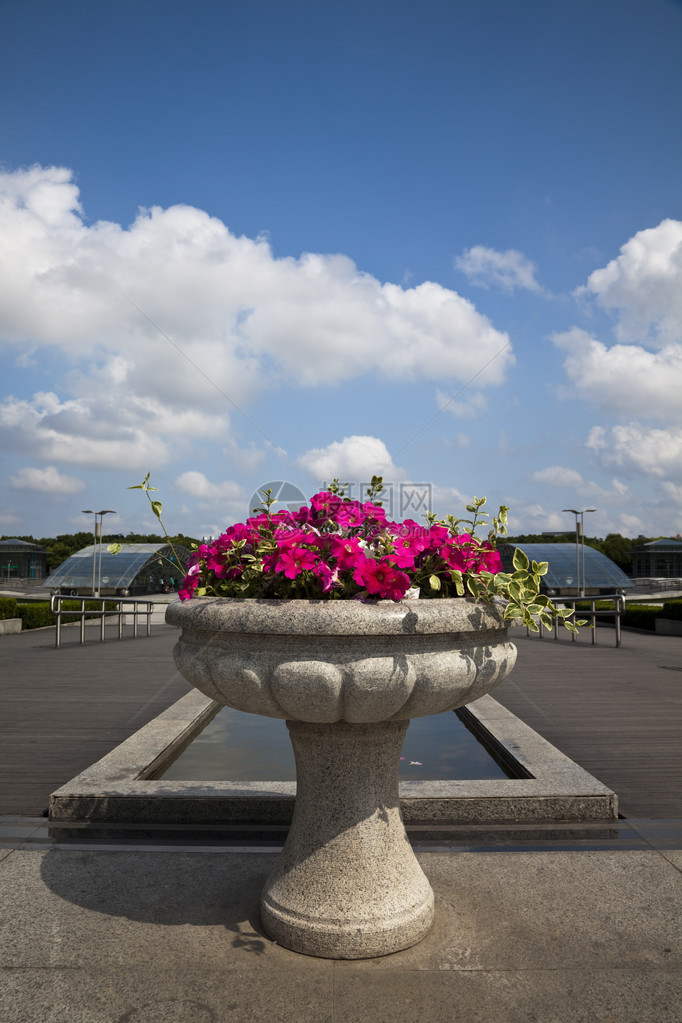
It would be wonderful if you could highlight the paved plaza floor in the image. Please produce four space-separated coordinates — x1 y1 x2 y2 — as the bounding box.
1 619 681 1021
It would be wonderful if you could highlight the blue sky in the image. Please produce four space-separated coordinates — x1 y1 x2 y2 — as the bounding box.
1 0 681 541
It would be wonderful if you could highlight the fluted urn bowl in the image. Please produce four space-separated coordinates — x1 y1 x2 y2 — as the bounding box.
166 596 517 959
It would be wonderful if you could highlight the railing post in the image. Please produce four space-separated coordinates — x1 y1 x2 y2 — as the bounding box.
615 594 624 648
51 594 61 649
50 594 158 647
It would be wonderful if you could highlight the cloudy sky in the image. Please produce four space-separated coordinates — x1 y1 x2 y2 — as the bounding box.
1 0 681 540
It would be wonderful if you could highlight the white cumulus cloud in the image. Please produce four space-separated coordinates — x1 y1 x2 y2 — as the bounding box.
660 481 682 512
587 423 682 480
0 392 172 469
0 384 241 472
576 219 682 346
173 471 249 524
298 436 404 486
455 245 543 293
174 471 246 503
529 466 629 505
10 465 86 494
551 328 682 423
531 466 584 488
435 389 488 419
505 502 568 534
0 165 514 406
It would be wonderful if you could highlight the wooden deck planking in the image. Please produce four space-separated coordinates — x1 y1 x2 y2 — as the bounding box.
494 628 682 818
1 619 681 819
0 625 191 815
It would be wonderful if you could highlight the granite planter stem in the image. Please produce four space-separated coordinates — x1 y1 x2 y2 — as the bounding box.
166 596 517 959
262 718 433 958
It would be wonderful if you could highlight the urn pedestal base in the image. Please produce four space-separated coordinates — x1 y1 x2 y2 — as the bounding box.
260 719 434 959
167 596 517 960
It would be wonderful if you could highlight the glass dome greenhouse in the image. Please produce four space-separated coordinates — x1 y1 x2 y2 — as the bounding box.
498 543 633 596
44 543 190 596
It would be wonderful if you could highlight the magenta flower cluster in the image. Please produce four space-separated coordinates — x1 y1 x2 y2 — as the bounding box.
179 490 503 603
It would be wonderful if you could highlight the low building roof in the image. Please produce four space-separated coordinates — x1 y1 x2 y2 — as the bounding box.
0 538 45 550
634 538 682 549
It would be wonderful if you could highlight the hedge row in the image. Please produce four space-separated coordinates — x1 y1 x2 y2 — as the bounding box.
621 605 660 631
0 597 18 620
16 602 55 629
662 599 682 621
13 600 119 630
575 598 682 632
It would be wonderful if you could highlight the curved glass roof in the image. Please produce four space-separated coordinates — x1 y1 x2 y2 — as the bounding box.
499 543 633 589
44 543 189 590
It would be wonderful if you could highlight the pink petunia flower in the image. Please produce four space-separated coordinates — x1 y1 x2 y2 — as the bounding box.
329 536 365 571
275 545 318 579
353 558 411 601
178 562 201 601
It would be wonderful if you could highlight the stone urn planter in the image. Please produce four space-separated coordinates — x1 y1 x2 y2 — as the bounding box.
166 596 517 959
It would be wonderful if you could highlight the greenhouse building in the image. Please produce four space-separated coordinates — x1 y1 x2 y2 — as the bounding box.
498 543 633 597
0 538 48 583
44 543 190 597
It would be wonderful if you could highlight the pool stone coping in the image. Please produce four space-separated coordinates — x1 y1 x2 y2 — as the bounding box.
49 690 617 824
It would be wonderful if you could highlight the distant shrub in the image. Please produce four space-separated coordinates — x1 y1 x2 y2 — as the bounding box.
15 599 120 630
16 602 56 629
0 597 18 620
661 599 682 622
575 601 663 632
59 599 116 623
575 599 626 628
622 605 660 631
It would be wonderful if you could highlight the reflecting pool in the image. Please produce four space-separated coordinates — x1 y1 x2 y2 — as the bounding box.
161 705 511 782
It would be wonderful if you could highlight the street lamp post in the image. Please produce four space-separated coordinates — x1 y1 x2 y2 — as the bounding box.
82 510 97 595
562 508 597 597
81 510 117 597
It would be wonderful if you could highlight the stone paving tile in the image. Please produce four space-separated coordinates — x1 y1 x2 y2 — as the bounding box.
2 847 681 1022
332 968 682 1023
1 964 334 1023
0 850 314 972
332 850 682 973
658 849 682 872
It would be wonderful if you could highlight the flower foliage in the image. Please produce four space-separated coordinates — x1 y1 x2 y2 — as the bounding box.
177 479 492 603
113 475 584 632
172 476 583 633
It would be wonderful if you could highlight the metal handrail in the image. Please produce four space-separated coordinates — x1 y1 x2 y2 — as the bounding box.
50 595 155 648
526 593 627 647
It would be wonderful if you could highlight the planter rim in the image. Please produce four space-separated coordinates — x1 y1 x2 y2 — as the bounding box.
165 595 507 637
